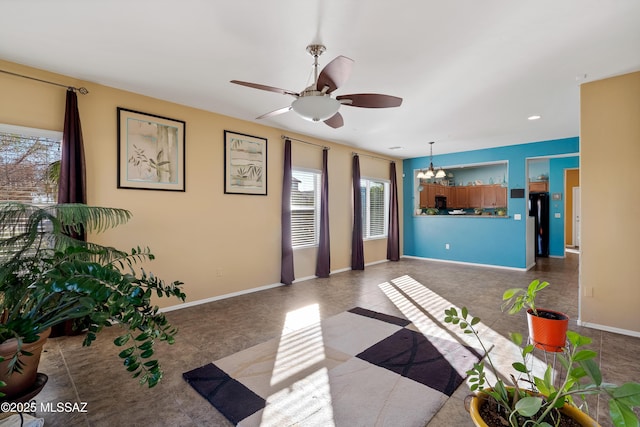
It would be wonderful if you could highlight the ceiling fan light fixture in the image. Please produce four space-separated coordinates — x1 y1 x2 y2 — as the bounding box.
291 96 340 122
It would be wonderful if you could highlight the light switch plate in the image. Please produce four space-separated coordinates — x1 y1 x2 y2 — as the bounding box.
554 213 561 218
514 214 522 220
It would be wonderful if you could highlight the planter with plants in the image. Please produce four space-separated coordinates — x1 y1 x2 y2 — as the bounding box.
0 202 186 399
444 306 640 427
502 280 569 352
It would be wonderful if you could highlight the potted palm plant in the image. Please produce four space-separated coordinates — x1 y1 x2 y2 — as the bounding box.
501 280 569 352
444 306 640 427
0 202 186 399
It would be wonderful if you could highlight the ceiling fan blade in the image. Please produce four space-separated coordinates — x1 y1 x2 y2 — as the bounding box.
230 80 299 97
256 106 292 119
323 112 344 129
337 93 403 108
317 56 354 93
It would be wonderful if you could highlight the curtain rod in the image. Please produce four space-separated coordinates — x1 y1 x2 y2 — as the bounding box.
281 135 329 150
352 151 395 163
0 69 89 94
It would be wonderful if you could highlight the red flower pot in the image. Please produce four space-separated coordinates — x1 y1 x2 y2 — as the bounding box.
527 308 569 352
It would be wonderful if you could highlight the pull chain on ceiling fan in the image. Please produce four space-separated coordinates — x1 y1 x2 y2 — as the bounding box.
230 44 403 129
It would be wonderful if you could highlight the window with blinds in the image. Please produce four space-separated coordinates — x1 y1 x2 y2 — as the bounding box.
291 169 321 248
360 178 389 239
0 124 62 204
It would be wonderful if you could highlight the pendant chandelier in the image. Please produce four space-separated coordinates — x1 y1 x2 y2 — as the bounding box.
417 141 446 179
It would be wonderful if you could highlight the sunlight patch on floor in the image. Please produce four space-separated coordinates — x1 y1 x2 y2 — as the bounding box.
259 368 334 427
260 304 335 426
379 275 551 387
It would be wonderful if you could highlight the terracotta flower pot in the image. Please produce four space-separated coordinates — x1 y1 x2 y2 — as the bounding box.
527 308 569 352
468 390 600 427
0 328 51 399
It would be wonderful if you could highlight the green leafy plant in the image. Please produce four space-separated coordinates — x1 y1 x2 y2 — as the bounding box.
444 306 640 427
425 207 439 215
501 279 550 316
495 207 507 216
0 202 186 391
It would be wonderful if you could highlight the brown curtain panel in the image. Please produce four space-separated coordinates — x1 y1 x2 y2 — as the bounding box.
387 161 400 261
351 154 364 270
315 147 331 277
281 139 295 285
57 89 87 240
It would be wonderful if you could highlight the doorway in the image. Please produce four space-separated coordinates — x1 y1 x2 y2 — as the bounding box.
564 168 580 250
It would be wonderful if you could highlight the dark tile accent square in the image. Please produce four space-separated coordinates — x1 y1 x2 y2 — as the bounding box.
356 328 471 396
349 307 411 327
183 363 265 425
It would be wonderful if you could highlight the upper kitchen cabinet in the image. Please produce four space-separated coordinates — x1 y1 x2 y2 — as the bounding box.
415 161 508 210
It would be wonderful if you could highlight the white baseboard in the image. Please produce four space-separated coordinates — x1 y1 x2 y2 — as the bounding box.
577 320 640 339
160 281 285 313
160 259 390 313
401 255 527 271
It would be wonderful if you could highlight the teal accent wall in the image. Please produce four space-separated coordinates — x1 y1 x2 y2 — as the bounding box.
403 137 579 268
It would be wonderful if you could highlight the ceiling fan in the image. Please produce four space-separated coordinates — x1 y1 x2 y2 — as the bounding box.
230 44 402 129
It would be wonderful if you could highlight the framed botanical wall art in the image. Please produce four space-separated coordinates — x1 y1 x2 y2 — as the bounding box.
224 130 267 195
117 108 186 191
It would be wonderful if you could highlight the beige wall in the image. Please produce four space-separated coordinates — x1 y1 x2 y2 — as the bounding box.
580 71 640 334
0 60 402 308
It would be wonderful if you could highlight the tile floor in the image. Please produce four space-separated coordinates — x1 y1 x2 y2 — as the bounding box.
30 253 640 426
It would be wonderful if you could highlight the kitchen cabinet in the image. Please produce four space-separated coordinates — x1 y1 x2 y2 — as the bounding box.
483 186 497 207
418 183 506 210
495 186 507 206
482 185 507 208
448 187 458 208
455 187 468 208
427 184 436 207
481 185 507 208
529 181 548 192
468 186 483 208
467 185 507 208
419 187 428 208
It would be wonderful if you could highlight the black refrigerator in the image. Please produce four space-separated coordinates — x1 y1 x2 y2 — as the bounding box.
529 192 549 257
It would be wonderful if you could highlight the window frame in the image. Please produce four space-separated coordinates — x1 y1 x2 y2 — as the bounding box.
290 167 322 249
360 176 390 240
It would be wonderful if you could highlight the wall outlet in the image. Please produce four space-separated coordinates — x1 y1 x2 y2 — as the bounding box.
216 269 223 277
584 287 594 297
445 243 450 250
514 214 522 220
554 212 561 218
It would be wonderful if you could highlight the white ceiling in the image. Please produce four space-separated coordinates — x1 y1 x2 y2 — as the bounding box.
1 1 639 159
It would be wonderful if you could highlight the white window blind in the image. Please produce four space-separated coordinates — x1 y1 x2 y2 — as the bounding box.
291 169 321 248
360 178 389 239
0 124 62 204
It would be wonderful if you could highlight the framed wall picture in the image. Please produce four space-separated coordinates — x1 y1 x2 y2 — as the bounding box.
117 108 186 191
224 130 267 195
